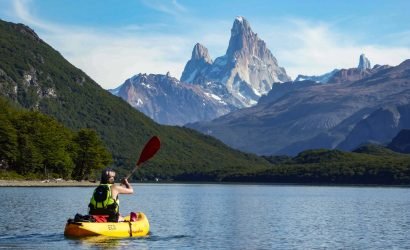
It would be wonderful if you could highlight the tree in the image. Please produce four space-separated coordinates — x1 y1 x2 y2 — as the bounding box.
71 128 112 180
14 111 75 178
16 134 43 174
0 113 17 168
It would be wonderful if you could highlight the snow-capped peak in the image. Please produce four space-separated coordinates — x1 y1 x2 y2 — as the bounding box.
235 16 244 22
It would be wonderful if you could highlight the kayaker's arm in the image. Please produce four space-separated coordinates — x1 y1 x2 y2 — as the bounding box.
116 178 133 194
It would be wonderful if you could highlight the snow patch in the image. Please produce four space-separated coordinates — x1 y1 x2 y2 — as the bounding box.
204 92 222 101
141 82 153 89
236 16 244 22
136 98 143 106
249 99 257 105
252 88 262 97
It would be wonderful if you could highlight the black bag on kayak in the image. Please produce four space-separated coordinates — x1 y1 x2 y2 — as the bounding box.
68 213 96 223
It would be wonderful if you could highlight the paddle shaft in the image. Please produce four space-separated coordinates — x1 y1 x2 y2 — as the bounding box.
125 136 161 180
125 165 140 180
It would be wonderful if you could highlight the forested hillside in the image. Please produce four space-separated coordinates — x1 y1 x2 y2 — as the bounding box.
0 97 111 180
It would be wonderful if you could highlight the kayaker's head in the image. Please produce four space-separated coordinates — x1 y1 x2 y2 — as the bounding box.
101 168 116 184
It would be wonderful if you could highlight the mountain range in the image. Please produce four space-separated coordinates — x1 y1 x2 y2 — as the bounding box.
188 58 410 155
181 16 290 106
110 16 290 125
2 18 410 184
109 73 234 125
108 16 410 157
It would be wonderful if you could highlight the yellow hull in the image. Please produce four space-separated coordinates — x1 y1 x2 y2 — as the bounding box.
64 212 149 238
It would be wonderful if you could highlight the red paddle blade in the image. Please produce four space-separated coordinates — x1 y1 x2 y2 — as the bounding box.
137 136 161 166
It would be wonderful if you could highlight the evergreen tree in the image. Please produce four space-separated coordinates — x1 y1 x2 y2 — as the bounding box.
16 134 43 174
71 128 112 180
13 111 75 178
0 113 17 168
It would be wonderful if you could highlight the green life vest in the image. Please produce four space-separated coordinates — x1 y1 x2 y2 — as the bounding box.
88 184 119 217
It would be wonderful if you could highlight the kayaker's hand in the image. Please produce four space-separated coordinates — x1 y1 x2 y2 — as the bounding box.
121 178 130 188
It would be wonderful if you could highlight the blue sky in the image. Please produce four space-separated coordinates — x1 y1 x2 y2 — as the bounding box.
1 0 410 89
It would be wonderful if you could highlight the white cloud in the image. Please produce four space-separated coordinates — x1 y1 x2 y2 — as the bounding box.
140 0 187 17
13 0 60 32
44 31 191 87
10 0 194 88
7 1 410 88
171 0 187 12
257 19 410 79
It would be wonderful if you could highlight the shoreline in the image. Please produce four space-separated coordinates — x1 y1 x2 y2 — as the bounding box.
0 179 98 187
1 179 409 188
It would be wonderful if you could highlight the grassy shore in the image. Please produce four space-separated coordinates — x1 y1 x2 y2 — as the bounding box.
0 179 98 187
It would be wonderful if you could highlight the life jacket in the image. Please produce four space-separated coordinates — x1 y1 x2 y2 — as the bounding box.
88 184 119 221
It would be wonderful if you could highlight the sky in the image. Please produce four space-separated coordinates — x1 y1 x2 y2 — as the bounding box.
1 0 410 89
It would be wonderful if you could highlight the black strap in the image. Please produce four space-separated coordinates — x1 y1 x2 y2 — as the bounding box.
128 221 132 237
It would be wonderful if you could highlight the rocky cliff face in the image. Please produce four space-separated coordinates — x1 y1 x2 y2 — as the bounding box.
181 16 291 107
109 73 235 125
187 59 410 155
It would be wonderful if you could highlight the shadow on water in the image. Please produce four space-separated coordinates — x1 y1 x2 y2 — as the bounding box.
0 232 192 249
64 232 193 249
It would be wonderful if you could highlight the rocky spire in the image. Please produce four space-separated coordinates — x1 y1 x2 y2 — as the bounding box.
191 43 212 63
358 54 371 70
181 16 291 108
226 16 255 57
180 43 213 83
223 16 291 95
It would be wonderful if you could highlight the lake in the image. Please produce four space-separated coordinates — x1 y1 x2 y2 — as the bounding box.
0 184 409 249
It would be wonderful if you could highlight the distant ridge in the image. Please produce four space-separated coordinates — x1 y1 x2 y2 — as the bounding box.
295 54 387 84
188 59 410 156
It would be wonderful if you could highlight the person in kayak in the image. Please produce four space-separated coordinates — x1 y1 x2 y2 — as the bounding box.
88 168 133 222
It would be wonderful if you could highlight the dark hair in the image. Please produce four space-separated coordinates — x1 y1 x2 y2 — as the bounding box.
100 168 115 184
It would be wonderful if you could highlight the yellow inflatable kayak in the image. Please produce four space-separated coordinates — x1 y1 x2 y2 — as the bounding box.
64 212 149 237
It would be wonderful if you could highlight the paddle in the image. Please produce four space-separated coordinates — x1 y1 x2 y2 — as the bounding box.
125 136 161 180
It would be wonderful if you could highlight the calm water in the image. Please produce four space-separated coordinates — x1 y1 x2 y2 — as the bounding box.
0 184 409 249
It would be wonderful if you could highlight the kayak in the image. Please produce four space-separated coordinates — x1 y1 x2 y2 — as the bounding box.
64 212 149 237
